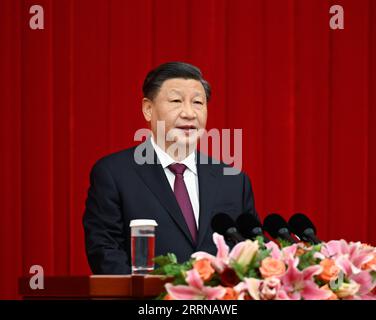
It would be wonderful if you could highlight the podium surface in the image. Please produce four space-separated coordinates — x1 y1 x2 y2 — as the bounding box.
19 275 172 299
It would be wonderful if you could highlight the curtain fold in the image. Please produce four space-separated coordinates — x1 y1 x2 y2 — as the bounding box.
0 0 375 298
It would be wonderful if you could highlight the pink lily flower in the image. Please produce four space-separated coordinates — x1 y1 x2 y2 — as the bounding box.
192 233 259 272
191 232 230 272
350 270 376 297
265 241 297 264
321 240 376 298
234 278 261 300
359 294 376 300
322 240 374 273
277 258 332 300
165 269 226 300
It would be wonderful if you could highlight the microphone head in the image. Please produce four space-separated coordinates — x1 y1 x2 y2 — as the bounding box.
288 213 317 236
236 212 262 238
263 213 290 239
211 213 237 236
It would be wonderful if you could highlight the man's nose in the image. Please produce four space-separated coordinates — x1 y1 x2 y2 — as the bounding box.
180 102 196 119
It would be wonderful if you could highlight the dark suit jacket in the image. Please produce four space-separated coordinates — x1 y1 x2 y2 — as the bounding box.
83 139 258 274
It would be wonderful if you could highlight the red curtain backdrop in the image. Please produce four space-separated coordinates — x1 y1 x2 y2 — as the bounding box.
0 0 375 299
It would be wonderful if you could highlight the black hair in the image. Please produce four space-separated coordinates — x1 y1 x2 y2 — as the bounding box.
142 61 211 102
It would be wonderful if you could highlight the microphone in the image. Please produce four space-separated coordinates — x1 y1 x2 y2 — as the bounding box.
288 213 322 244
263 213 297 243
236 212 270 242
211 213 245 244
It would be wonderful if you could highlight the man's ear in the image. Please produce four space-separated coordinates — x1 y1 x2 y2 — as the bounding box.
142 98 153 122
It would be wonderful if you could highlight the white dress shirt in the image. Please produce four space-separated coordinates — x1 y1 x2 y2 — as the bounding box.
150 137 200 227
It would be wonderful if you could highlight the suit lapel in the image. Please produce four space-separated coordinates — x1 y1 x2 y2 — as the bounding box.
196 152 219 248
132 139 195 246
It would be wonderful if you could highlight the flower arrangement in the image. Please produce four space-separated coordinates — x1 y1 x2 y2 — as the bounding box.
152 233 376 300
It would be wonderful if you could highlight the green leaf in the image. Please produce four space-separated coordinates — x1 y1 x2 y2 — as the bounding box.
315 278 326 288
256 248 272 265
231 261 246 280
243 248 271 278
153 253 177 267
155 292 168 300
278 238 293 248
164 264 182 275
151 255 194 287
298 252 316 271
312 243 323 252
255 236 265 248
297 245 322 271
204 273 222 287
371 271 376 283
246 269 258 279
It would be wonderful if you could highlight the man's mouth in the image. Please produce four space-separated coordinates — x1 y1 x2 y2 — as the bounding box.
176 125 197 130
175 125 198 136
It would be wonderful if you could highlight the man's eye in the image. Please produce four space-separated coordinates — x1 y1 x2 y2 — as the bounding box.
194 101 203 105
171 99 181 103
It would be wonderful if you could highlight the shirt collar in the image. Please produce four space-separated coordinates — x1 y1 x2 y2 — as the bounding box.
150 136 197 175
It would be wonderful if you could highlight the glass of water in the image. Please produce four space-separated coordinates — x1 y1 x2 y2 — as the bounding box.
129 219 158 274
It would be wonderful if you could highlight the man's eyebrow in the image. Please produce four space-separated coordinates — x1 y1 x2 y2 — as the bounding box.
192 92 204 98
168 89 183 95
167 89 204 98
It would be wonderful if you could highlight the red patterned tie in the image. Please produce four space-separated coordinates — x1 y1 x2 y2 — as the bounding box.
168 163 197 243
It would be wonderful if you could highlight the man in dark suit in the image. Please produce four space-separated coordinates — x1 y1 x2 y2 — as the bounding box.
83 62 259 274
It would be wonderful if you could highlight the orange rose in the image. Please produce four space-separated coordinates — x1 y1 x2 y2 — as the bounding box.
320 284 338 300
259 257 286 278
318 259 340 282
220 287 239 300
193 259 215 281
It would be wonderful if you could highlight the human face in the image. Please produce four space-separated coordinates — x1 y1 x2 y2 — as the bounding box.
142 78 208 152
